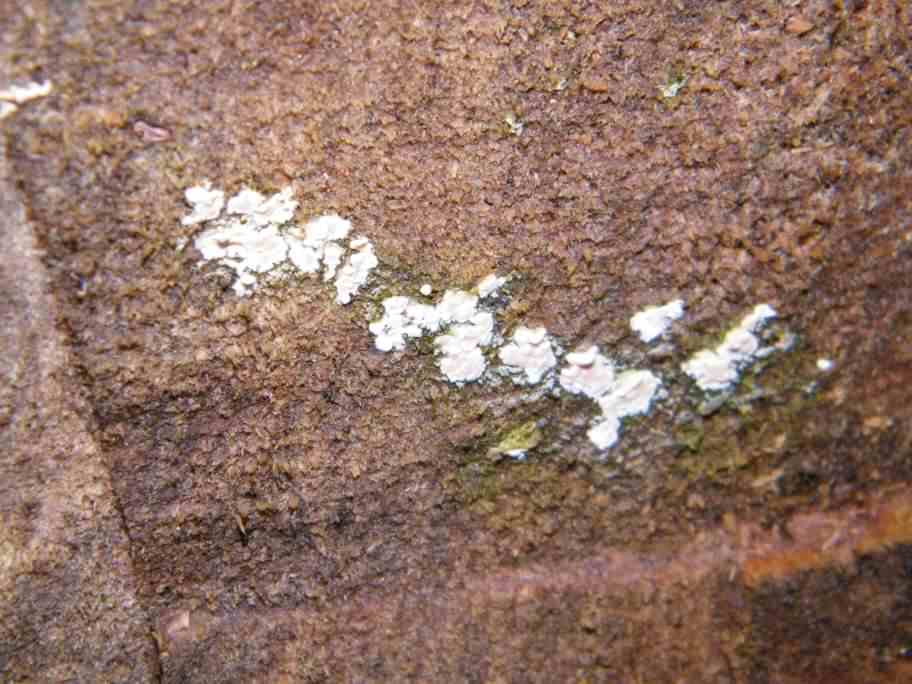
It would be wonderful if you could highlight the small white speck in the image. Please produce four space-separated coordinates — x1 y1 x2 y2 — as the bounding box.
504 113 524 136
659 76 687 99
817 358 834 372
420 283 433 296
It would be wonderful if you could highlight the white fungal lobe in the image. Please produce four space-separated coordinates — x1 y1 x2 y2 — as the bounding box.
286 214 352 275
369 297 442 352
335 240 379 305
369 274 507 384
436 290 479 324
183 182 226 226
499 327 558 385
587 419 622 451
182 183 375 300
559 346 616 398
560 347 662 450
681 304 777 391
630 299 685 343
321 243 346 281
193 221 289 296
0 80 52 120
436 312 495 383
0 80 53 104
597 370 662 418
477 273 507 298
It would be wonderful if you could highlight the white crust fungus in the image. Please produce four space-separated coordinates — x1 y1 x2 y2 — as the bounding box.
681 304 778 391
182 183 226 226
499 327 558 385
559 346 616 398
560 347 662 450
193 222 289 296
436 312 495 383
436 290 479 324
630 299 685 343
183 184 373 301
370 288 498 384
0 80 52 119
334 240 378 304
477 273 507 298
178 184 797 457
369 297 442 352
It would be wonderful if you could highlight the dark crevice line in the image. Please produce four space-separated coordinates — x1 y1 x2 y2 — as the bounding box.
106 463 165 684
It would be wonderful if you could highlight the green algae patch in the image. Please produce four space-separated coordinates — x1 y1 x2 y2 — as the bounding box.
490 420 543 460
673 337 826 485
450 418 557 507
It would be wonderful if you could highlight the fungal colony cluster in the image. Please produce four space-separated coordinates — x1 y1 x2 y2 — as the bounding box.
182 183 376 302
182 184 787 453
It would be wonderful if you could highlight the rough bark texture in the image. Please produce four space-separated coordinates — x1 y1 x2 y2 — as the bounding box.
0 137 159 681
2 1 911 682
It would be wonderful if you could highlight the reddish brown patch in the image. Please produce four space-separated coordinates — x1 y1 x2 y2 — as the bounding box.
742 490 912 587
